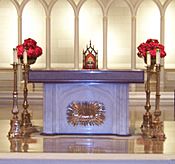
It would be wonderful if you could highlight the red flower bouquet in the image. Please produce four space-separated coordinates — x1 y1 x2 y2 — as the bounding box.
16 38 42 64
137 39 166 59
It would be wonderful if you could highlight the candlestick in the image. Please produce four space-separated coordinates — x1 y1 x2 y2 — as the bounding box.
141 65 153 137
152 64 166 140
9 137 23 152
21 63 32 129
156 49 160 65
8 63 22 138
23 50 28 64
21 63 39 136
13 48 17 64
147 52 151 66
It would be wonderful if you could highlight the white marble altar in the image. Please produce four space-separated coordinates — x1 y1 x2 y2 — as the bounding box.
28 70 144 135
44 83 129 135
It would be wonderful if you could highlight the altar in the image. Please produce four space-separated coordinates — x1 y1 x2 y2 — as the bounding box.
28 70 144 135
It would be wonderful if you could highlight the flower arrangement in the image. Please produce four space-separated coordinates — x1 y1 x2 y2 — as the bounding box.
137 39 166 59
16 38 42 64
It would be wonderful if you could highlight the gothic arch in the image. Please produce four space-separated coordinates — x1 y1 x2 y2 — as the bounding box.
135 0 162 16
10 0 20 15
77 0 104 17
48 0 76 17
107 0 133 16
19 0 47 16
163 0 174 13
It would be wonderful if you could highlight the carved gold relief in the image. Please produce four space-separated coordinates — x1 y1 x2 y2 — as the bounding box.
67 101 105 126
68 144 105 153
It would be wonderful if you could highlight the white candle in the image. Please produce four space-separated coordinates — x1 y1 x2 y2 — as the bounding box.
23 49 28 64
13 48 17 63
147 52 151 66
156 49 160 65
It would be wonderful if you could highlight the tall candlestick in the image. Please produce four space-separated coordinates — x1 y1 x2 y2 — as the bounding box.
8 61 22 138
23 50 28 64
147 52 151 66
13 48 17 64
156 49 160 65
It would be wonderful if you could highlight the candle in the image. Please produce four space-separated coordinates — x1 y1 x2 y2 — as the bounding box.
156 49 160 65
13 48 17 63
23 49 28 64
146 51 151 66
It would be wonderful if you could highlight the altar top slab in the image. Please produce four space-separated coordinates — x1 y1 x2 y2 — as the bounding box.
28 69 144 83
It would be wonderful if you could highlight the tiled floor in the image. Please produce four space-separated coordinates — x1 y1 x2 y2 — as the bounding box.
0 119 174 154
0 82 175 157
0 100 175 154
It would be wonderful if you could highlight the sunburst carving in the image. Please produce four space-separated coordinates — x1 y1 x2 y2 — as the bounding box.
67 101 105 126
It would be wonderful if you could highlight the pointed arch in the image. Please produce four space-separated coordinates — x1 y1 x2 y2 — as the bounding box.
136 0 161 69
0 0 18 68
107 0 134 16
135 0 162 16
77 0 104 16
164 0 175 68
107 0 132 69
50 0 75 69
22 0 46 68
79 0 103 68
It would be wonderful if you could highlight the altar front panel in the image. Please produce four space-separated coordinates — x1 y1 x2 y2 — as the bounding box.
43 83 129 135
28 70 144 135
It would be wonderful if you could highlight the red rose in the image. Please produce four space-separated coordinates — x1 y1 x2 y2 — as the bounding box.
137 43 148 57
137 38 166 59
27 47 36 58
23 38 37 49
16 44 24 58
35 46 42 57
149 49 156 57
160 50 166 58
16 38 42 62
146 39 159 44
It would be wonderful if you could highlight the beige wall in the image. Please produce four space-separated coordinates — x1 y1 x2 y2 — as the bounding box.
0 0 175 87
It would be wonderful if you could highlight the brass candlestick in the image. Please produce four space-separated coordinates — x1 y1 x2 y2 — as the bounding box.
8 63 22 138
142 138 163 153
9 137 23 152
9 136 37 152
152 64 166 140
141 65 153 137
21 63 32 129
